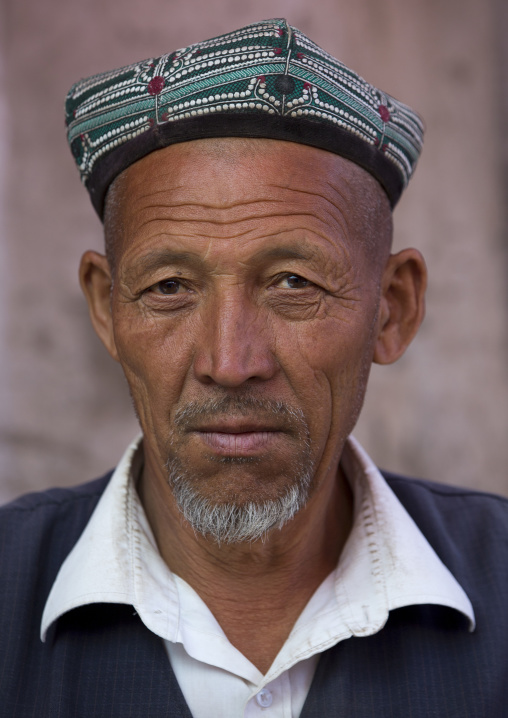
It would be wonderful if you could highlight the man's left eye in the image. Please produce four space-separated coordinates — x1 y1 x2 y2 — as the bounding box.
152 279 182 294
280 274 310 289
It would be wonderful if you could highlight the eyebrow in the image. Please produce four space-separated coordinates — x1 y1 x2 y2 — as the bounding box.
124 249 203 281
251 246 316 262
123 242 321 284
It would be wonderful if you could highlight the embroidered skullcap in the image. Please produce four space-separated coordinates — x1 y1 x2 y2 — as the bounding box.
66 18 424 218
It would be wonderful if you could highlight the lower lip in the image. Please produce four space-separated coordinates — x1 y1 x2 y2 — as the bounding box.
196 431 281 455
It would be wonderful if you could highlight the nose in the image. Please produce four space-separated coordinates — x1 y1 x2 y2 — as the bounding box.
193 288 278 388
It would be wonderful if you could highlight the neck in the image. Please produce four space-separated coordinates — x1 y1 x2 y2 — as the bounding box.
138 451 353 673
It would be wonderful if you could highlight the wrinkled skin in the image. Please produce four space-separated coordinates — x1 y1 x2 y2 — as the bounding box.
80 138 426 671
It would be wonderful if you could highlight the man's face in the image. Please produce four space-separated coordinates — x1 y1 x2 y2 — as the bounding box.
102 139 389 537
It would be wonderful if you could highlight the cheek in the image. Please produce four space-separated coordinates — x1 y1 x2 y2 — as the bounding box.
111 307 198 415
281 312 377 417
288 312 374 373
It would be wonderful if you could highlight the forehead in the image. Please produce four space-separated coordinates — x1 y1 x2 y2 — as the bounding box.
107 138 387 269
119 137 379 210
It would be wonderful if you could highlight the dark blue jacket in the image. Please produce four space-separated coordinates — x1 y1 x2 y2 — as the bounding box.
1 471 508 717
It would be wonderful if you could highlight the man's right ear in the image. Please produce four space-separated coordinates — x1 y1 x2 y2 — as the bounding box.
79 251 119 361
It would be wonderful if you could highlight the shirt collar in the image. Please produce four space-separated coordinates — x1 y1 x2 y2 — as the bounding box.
41 435 180 642
339 436 475 627
41 435 475 644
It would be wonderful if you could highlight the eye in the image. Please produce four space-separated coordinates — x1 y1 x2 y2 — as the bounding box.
279 274 311 289
150 278 183 295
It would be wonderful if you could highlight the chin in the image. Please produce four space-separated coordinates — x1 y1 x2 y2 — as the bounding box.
165 453 314 544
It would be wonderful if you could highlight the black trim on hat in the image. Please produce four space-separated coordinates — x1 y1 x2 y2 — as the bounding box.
88 113 403 219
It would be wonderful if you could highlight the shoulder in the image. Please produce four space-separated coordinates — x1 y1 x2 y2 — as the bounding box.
383 470 508 525
0 474 113 602
383 470 508 610
0 474 111 515
0 473 112 541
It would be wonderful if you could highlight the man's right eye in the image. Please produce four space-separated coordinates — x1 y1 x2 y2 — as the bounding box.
282 274 310 289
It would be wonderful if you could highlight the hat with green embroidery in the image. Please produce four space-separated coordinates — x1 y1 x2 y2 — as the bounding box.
66 18 424 218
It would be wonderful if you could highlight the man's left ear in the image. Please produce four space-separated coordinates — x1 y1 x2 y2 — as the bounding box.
373 248 427 365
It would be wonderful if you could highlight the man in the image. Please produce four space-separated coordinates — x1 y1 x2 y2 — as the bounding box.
1 18 507 717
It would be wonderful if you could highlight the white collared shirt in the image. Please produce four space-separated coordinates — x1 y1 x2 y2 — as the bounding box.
41 436 475 718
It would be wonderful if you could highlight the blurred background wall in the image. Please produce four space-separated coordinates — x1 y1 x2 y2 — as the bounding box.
0 0 507 502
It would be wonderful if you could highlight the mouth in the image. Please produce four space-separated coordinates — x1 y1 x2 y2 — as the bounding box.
189 419 286 457
172 396 306 460
196 429 283 455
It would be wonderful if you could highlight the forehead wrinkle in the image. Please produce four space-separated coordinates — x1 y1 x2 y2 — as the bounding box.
128 179 353 214
139 209 322 224
121 225 351 271
128 185 185 201
129 210 329 237
322 179 359 221
265 178 353 205
125 181 356 231
130 224 262 246
134 197 288 211
126 210 356 266
128 196 302 221
265 181 354 236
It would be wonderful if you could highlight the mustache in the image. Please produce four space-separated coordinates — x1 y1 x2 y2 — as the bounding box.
173 395 306 431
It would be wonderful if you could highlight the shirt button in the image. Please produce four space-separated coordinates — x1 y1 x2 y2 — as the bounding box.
256 688 273 708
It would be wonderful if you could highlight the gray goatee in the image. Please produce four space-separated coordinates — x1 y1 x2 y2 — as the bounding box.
166 396 314 544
